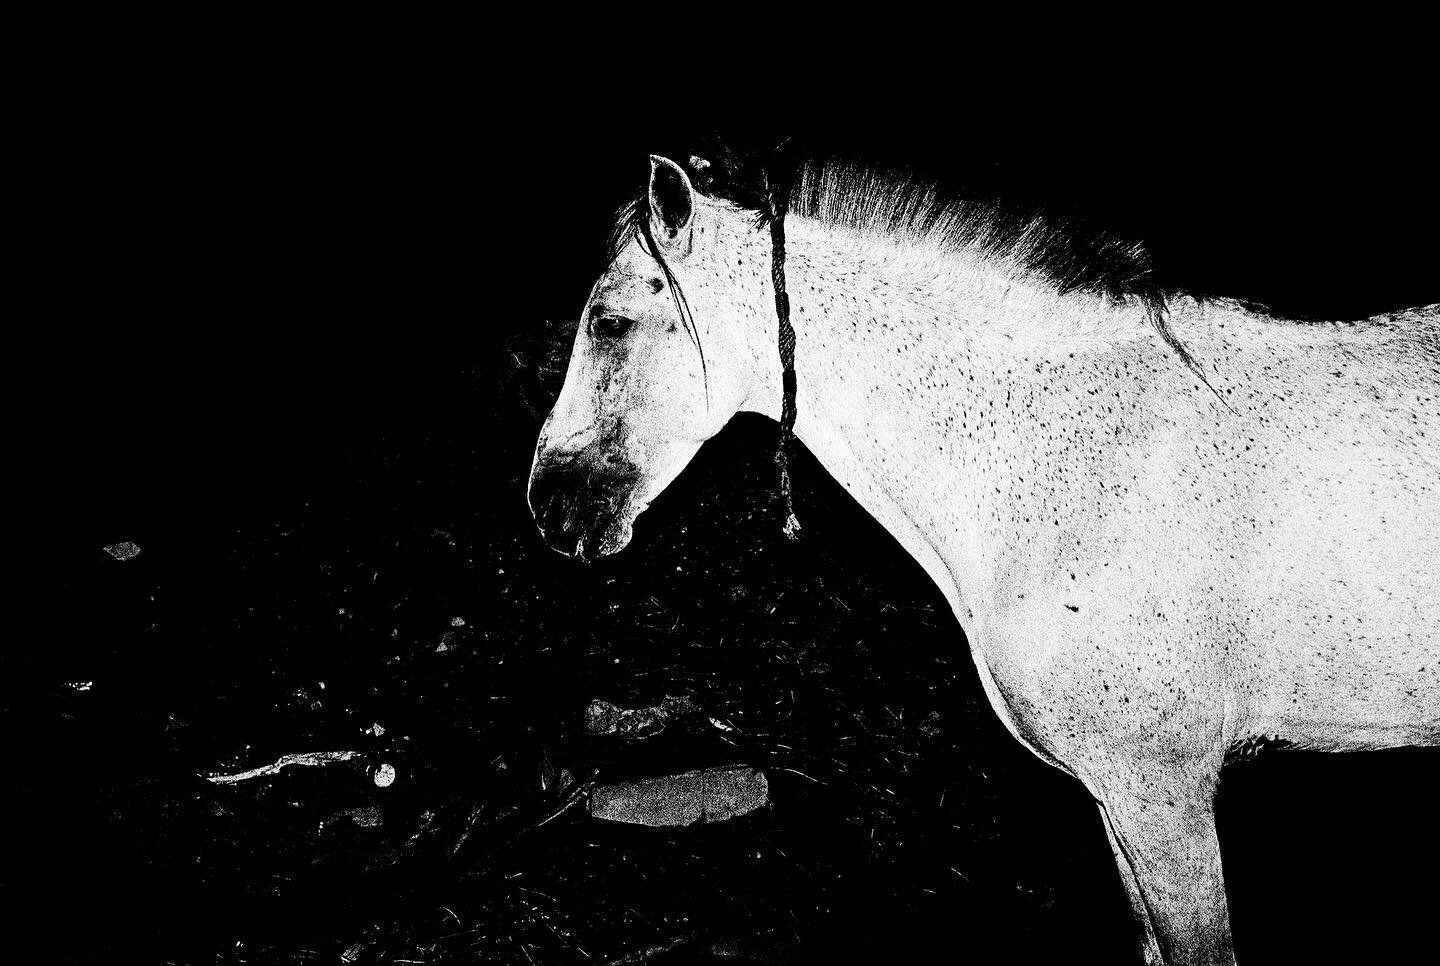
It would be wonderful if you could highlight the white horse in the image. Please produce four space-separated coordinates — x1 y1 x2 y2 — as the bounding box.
528 154 1439 965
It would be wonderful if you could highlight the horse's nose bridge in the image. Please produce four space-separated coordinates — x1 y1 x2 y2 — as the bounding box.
538 369 610 447
537 391 630 455
535 420 605 466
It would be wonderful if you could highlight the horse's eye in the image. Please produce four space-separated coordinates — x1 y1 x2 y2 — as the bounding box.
592 316 635 340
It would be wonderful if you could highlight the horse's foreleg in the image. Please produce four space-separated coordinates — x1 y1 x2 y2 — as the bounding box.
1097 777 1233 966
1098 802 1165 964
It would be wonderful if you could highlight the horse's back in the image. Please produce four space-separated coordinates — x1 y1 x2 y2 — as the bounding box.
1181 299 1440 748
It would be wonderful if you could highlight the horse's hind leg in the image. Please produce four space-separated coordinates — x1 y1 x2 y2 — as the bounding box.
1097 775 1234 965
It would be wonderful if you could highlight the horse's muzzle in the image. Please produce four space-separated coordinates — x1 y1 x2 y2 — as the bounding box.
527 450 640 561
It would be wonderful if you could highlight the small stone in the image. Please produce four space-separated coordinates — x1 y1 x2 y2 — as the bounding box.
372 763 397 788
583 695 698 740
102 541 141 561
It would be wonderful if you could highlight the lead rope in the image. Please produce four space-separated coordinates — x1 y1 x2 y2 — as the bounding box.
766 172 801 539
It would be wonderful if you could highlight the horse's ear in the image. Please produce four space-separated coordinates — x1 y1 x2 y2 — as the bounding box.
647 155 694 251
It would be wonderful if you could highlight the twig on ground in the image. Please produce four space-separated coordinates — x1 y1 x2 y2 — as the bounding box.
203 750 362 785
601 932 703 965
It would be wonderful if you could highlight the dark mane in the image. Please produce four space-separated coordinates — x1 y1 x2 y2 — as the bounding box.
791 160 1167 307
677 151 1166 302
610 152 1216 393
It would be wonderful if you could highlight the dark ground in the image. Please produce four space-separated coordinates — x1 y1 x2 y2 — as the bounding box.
10 54 1439 964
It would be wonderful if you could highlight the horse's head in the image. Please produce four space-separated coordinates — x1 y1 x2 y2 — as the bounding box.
528 156 770 560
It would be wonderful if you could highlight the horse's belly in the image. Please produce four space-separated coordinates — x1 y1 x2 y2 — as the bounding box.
1236 434 1440 748
1241 506 1440 747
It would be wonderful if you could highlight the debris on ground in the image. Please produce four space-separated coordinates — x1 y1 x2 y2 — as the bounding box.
339 939 371 964
324 805 384 828
600 931 703 965
583 694 700 740
704 936 797 963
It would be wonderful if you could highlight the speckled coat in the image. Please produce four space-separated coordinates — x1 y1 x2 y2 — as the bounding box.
529 157 1439 965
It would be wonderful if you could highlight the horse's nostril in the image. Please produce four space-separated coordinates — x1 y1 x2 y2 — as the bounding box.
529 461 584 557
541 506 582 557
541 492 568 535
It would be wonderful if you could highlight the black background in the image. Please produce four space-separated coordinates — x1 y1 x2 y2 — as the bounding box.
12 41 1439 965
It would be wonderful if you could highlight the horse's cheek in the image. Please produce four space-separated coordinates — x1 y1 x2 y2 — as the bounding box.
586 347 641 417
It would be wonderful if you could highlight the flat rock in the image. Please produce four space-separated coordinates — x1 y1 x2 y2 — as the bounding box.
588 766 769 827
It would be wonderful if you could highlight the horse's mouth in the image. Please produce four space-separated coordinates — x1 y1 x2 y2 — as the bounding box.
536 498 636 562
572 515 635 562
528 456 641 562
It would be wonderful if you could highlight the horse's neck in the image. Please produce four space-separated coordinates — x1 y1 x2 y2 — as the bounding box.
737 220 1162 615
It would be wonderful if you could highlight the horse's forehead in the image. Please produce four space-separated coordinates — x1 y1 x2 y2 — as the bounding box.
590 246 654 301
608 242 652 275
